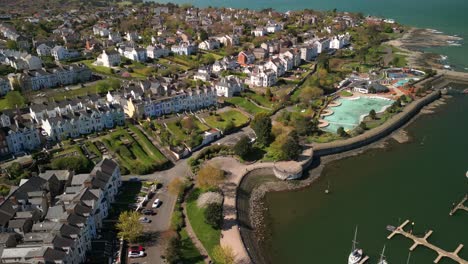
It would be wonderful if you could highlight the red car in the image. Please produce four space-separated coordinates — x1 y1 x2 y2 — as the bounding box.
128 245 144 252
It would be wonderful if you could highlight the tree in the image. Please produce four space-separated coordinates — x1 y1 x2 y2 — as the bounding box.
181 117 195 131
5 91 26 109
6 40 17 50
204 203 223 229
281 131 301 160
251 113 272 146
337 127 348 137
165 236 182 263
265 87 272 100
213 245 236 264
51 156 92 173
168 178 186 196
196 165 225 189
300 86 323 104
233 136 252 159
369 109 377 120
116 211 143 243
293 116 316 136
7 162 29 183
359 122 367 130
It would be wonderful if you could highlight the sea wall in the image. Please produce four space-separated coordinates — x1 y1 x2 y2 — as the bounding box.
312 90 441 157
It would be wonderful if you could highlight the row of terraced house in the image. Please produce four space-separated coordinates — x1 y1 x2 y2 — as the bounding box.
0 159 121 264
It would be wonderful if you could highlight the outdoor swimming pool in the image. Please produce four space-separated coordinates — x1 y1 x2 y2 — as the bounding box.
322 96 394 133
395 79 410 87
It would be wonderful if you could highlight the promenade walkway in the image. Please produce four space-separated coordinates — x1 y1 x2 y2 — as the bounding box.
208 157 274 264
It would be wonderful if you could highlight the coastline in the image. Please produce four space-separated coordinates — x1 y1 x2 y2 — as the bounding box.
235 84 455 263
240 94 452 263
385 27 462 69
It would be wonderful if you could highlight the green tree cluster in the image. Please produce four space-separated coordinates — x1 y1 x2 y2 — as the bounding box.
116 211 144 243
251 113 272 146
51 156 92 173
233 136 252 159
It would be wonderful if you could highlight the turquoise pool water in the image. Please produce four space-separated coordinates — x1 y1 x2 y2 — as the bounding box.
322 97 394 133
395 79 410 87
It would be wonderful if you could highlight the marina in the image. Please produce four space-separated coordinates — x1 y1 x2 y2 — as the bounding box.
450 194 468 216
387 220 467 264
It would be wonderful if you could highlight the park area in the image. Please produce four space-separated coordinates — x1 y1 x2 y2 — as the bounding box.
166 116 211 148
224 97 269 115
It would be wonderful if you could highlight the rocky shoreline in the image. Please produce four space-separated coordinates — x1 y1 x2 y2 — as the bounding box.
385 27 463 69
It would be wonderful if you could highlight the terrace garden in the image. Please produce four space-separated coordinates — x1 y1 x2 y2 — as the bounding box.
101 126 169 174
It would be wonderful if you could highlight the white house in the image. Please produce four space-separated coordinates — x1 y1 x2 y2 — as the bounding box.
215 75 244 97
250 67 277 87
266 22 283 33
252 27 267 37
198 39 220 50
171 42 197 56
95 50 121 67
120 47 147 62
329 33 351 50
36 44 51 56
5 123 41 154
146 44 170 59
108 31 122 43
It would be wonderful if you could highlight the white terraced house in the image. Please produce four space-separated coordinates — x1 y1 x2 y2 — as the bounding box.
17 64 92 91
41 104 125 141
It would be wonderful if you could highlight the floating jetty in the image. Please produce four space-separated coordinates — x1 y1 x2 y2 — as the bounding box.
358 255 369 264
387 220 467 264
450 194 468 216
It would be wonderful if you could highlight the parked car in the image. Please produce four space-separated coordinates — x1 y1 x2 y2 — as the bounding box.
141 209 154 215
139 217 151 223
129 177 140 182
152 198 161 208
128 251 145 258
128 245 144 252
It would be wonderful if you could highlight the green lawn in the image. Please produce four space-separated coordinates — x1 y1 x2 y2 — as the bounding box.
204 110 249 131
186 189 221 258
224 97 269 115
82 60 115 75
102 128 168 174
128 125 167 162
180 228 205 264
84 141 101 156
340 90 353 97
54 80 117 101
244 92 275 109
53 145 84 158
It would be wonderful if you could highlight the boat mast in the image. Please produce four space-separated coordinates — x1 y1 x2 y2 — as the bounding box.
406 252 411 264
351 226 359 251
379 245 386 262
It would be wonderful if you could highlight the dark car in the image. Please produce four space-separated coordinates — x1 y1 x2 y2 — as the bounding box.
141 209 154 215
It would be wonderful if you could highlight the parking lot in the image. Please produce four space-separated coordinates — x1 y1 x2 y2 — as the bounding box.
127 186 177 264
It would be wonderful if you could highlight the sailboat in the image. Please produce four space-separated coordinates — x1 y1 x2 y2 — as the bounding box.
325 181 331 194
348 226 364 264
377 245 388 264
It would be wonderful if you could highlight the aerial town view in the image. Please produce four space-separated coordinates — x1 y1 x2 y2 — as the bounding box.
0 0 466 263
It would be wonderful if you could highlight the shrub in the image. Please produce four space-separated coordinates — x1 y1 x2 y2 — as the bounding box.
51 156 92 173
204 203 223 229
